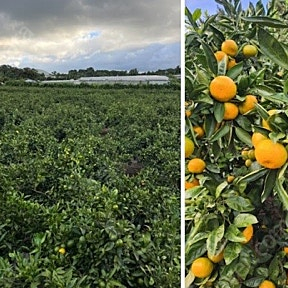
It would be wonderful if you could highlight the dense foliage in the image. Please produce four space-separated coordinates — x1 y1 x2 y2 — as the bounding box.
185 0 288 287
0 85 180 287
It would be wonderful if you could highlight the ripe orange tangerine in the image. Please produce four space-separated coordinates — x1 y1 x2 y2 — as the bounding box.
214 51 228 62
191 257 214 278
262 109 277 130
259 280 276 288
221 39 238 56
255 139 288 169
251 132 267 148
209 76 237 102
227 58 236 70
223 102 239 120
185 179 200 190
187 158 206 174
193 126 205 138
207 250 224 263
239 95 258 114
242 225 253 244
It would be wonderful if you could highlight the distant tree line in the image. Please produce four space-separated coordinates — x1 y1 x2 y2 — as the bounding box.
0 65 46 82
0 65 181 82
53 66 181 80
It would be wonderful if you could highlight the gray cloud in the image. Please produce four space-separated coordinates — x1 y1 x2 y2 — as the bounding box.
0 1 180 72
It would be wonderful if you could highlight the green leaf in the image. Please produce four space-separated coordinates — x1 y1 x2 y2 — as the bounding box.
226 62 243 80
215 181 228 199
254 103 269 120
207 224 225 256
237 168 268 184
217 58 227 76
204 114 217 138
242 16 288 28
201 41 218 75
235 127 252 146
249 85 276 98
225 225 246 243
258 28 288 70
225 196 255 212
275 178 288 211
192 9 202 21
214 101 224 122
223 242 242 265
209 124 230 142
261 169 278 203
208 24 225 44
233 214 258 227
243 277 265 287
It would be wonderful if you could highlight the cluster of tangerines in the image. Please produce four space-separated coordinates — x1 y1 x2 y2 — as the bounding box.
185 39 288 288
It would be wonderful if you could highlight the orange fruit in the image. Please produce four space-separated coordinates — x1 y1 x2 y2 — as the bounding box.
223 102 239 120
251 132 267 148
187 158 206 174
227 175 235 183
245 159 252 168
227 58 236 70
243 44 258 57
239 95 258 114
255 139 288 169
221 39 238 56
248 149 255 160
209 76 237 102
214 51 228 62
262 109 277 130
186 110 192 117
242 225 253 244
185 179 200 189
58 247 66 254
207 250 224 263
259 280 276 288
193 126 205 138
284 247 288 255
185 137 195 158
191 257 214 278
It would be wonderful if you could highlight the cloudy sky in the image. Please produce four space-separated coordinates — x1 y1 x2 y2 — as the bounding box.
0 0 180 73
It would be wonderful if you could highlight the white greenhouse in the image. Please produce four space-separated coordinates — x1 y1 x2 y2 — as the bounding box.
77 75 170 85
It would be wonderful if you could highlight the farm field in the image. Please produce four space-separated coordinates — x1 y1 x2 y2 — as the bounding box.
185 0 288 287
0 85 180 287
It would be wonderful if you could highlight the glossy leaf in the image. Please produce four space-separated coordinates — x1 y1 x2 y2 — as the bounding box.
233 213 258 227
207 224 225 256
261 169 278 203
201 41 218 75
242 16 288 28
258 28 288 70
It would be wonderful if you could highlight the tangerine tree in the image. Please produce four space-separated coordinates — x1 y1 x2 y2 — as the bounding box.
185 0 288 287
